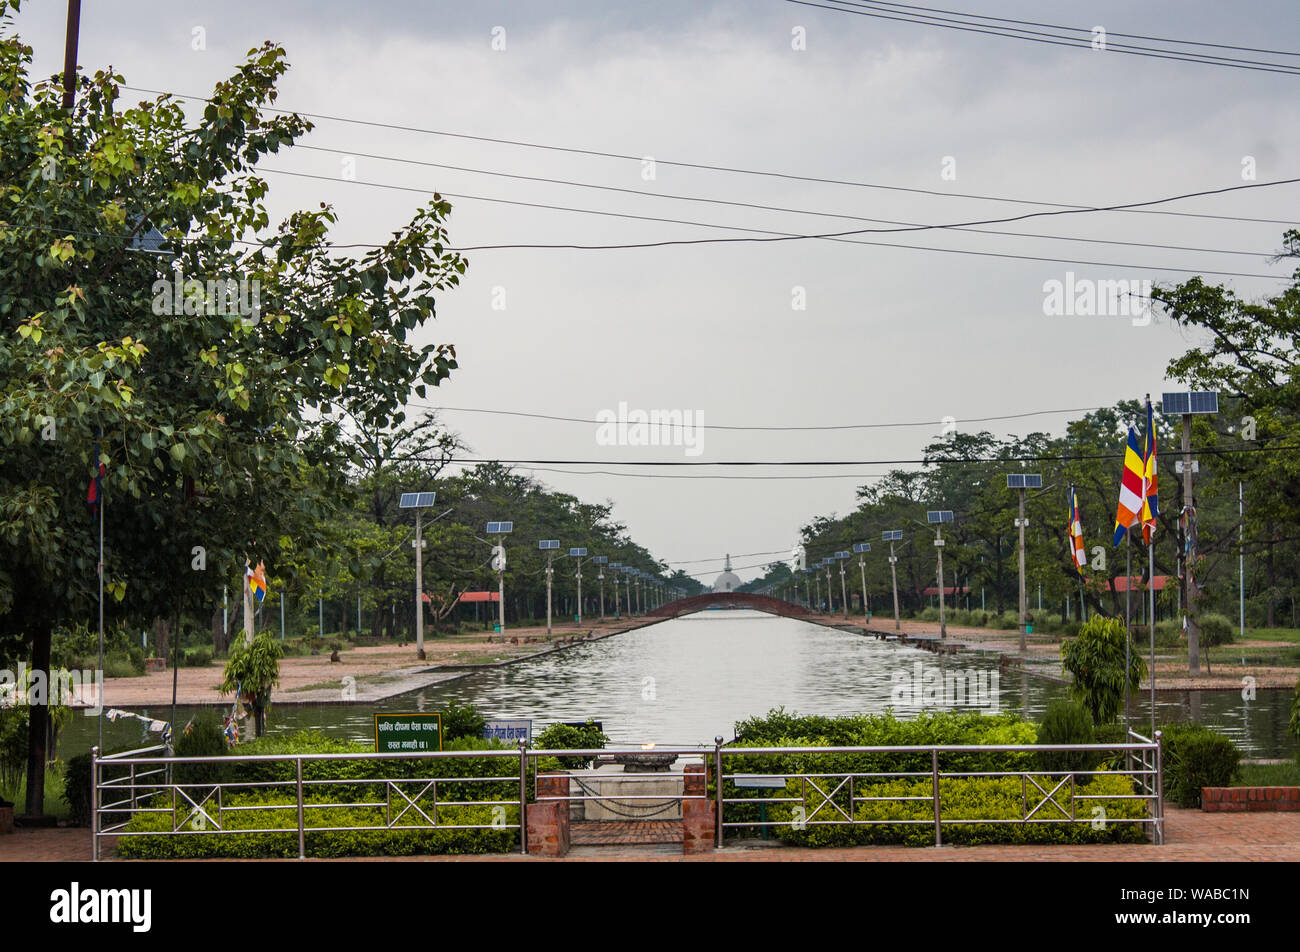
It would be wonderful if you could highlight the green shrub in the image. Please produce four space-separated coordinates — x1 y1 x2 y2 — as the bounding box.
116 796 516 859
173 716 228 787
535 720 608 769
1291 676 1300 743
1198 613 1235 648
1061 616 1145 724
763 774 1145 848
182 647 214 667
61 753 93 827
1159 724 1240 808
1152 621 1182 648
442 701 486 742
1036 700 1095 778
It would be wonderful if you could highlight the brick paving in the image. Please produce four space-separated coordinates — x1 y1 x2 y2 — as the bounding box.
5 807 1299 861
571 820 683 846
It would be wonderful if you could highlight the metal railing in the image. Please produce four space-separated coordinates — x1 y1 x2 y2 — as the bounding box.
92 733 1165 859
710 731 1165 848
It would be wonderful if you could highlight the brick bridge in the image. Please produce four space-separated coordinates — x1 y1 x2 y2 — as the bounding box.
647 592 812 620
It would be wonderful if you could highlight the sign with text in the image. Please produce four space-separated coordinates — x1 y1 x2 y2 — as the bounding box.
374 713 443 753
482 718 532 744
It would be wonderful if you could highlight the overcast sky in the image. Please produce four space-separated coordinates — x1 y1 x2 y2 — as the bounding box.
16 1 1299 585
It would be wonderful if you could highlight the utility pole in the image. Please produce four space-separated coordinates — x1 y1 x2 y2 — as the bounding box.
545 550 555 635
1006 475 1041 652
838 554 850 619
1239 481 1245 641
414 509 425 659
884 532 903 630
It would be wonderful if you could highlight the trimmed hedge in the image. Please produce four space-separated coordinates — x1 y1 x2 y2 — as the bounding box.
765 774 1146 847
117 798 516 859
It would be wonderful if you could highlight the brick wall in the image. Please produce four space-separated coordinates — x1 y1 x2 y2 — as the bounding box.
1202 786 1300 812
526 772 571 855
682 764 714 854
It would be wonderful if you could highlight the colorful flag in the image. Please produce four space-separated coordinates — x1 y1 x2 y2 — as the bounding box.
246 562 268 603
1068 486 1087 569
86 440 106 517
1140 398 1159 543
1112 426 1144 546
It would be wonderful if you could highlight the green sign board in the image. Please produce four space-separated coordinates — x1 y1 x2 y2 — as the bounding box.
374 713 443 753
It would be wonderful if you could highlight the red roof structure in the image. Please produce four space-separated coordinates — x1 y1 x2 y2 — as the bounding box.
1108 575 1170 592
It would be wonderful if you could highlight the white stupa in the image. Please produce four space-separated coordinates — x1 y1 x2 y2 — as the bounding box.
712 554 741 593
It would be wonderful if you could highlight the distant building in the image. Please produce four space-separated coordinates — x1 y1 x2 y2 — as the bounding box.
712 554 741 593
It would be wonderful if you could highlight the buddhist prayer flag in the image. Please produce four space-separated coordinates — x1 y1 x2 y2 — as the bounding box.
86 441 106 517
1140 398 1159 543
1112 426 1144 546
1069 486 1086 570
247 562 268 603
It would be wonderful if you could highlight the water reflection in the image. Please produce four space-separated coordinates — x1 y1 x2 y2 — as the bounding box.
64 609 1297 758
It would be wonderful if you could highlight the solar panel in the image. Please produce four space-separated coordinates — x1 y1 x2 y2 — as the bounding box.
835 551 851 559
927 511 954 524
418 492 437 507
569 548 588 557
882 530 904 541
1006 474 1042 489
399 493 419 509
593 556 608 564
1162 391 1218 415
538 540 559 550
486 521 514 534
853 543 871 553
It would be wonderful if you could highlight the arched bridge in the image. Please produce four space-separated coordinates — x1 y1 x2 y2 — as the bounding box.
648 592 811 620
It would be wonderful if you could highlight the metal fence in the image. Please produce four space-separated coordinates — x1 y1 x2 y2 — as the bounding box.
711 730 1165 847
92 731 1164 859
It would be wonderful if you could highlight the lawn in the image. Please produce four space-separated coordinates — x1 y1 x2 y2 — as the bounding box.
4 765 70 819
1233 760 1300 787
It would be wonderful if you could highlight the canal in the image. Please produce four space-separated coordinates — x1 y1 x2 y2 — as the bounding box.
66 610 1297 757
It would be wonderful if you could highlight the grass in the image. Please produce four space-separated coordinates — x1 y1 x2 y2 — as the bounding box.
3 764 70 819
1242 627 1300 644
1233 761 1300 787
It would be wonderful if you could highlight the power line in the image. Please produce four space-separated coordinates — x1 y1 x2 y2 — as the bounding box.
262 166 1293 276
454 464 895 481
418 441 1300 467
791 0 1300 76
842 0 1300 58
287 143 1279 258
120 84 1298 226
413 402 1112 432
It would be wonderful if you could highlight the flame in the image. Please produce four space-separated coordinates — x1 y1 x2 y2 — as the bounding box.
641 742 656 750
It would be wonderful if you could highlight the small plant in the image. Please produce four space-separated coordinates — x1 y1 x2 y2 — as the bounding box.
1061 616 1145 724
174 716 229 787
535 720 609 769
219 630 284 739
1159 724 1240 808
442 701 486 742
1035 700 1095 779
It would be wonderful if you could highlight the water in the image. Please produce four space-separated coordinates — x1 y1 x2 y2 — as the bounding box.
63 610 1298 758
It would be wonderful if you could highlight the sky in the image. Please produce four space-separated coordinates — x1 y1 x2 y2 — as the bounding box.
14 0 1300 586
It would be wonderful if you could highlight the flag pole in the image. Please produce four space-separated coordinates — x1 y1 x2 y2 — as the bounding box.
1146 393 1157 736
1125 531 1131 731
96 441 104 755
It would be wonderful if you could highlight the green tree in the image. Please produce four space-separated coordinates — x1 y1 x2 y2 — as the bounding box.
219 630 284 739
0 6 464 813
1060 617 1145 724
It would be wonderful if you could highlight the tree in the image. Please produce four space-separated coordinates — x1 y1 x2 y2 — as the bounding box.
0 6 464 814
1060 617 1145 725
218 630 283 739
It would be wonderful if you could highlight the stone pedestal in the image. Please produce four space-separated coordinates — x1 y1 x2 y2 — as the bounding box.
526 772 571 856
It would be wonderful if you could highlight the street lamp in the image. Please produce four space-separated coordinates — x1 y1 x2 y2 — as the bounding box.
853 543 871 621
593 556 608 621
538 540 560 635
882 531 903 631
398 491 438 659
569 548 588 626
1006 474 1043 652
486 521 513 636
926 511 953 637
835 551 851 619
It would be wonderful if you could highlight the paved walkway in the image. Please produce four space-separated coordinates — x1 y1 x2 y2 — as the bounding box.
5 807 1298 861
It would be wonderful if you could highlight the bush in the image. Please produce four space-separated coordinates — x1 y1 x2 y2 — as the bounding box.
535 720 608 769
1291 676 1300 743
1036 700 1095 778
442 701 486 742
182 647 214 667
1197 613 1234 649
62 753 93 827
173 716 228 787
763 774 1145 848
1159 724 1240 808
1061 616 1145 724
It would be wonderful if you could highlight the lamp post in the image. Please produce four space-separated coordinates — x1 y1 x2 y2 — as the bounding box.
853 543 871 621
1006 474 1042 652
569 548 588 626
398 491 439 660
486 521 513 636
835 551 851 619
538 540 559 635
593 556 608 621
883 531 903 630
925 512 953 638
